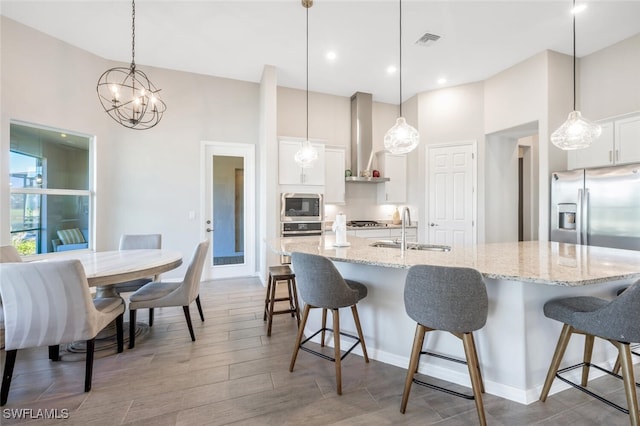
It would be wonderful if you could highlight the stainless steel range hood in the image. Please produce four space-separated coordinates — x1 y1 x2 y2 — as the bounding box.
346 92 390 183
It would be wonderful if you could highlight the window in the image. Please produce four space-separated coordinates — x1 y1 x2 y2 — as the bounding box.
9 122 92 255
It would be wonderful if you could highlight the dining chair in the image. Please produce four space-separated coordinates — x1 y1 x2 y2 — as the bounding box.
0 259 125 406
0 245 21 263
128 240 209 349
113 234 162 324
0 245 22 351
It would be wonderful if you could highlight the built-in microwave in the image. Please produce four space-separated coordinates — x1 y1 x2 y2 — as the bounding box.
280 193 323 222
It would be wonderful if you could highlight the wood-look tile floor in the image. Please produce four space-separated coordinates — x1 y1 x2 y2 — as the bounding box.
1 277 636 425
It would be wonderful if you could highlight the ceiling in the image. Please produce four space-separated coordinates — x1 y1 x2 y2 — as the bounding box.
2 0 640 104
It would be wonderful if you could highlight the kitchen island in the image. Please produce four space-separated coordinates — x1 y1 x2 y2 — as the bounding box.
268 235 640 404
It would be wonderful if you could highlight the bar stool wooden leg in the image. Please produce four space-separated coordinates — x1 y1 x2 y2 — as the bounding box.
540 324 574 401
263 274 273 321
321 308 328 347
468 332 485 393
332 308 342 395
267 275 278 336
617 341 640 426
401 324 426 413
463 332 487 426
290 304 312 372
582 334 595 387
351 305 369 362
291 277 301 325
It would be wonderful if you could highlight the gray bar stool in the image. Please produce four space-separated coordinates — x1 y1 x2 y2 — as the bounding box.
289 252 369 395
401 264 488 426
539 279 640 425
263 265 300 336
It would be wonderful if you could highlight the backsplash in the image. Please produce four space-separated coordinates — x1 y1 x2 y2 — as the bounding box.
324 182 417 223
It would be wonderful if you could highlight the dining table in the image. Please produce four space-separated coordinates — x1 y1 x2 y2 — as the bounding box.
45 249 183 356
51 248 183 297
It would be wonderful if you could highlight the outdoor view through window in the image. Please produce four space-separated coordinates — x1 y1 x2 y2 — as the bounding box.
9 122 92 255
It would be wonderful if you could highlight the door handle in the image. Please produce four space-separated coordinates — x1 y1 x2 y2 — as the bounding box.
429 223 439 227
206 228 214 233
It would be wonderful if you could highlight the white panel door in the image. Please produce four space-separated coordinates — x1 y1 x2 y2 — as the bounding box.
427 143 476 247
202 142 255 279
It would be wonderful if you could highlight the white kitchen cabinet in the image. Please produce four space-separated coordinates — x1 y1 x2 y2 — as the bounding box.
568 114 640 169
376 152 407 204
279 140 325 186
324 147 346 204
615 114 640 165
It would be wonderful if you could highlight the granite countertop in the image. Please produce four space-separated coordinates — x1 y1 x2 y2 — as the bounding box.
268 235 640 287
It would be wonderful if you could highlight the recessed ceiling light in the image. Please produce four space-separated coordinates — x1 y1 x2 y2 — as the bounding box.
437 78 447 85
326 51 337 61
571 4 587 14
387 65 397 74
60 133 67 138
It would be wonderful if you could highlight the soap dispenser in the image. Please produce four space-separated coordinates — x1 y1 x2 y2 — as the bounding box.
392 207 401 225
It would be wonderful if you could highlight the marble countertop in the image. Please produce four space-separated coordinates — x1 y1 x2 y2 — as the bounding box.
268 236 640 286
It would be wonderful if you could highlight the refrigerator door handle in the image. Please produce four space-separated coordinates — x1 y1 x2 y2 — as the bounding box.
576 188 583 245
584 188 590 246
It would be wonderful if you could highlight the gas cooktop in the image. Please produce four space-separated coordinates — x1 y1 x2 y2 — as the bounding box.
347 220 384 228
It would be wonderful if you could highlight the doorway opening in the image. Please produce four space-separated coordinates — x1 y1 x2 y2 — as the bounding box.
485 122 538 243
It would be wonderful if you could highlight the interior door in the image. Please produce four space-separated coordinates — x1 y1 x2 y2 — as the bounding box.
203 142 255 279
427 142 476 247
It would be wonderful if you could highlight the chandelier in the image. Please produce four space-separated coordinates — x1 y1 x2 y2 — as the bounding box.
96 0 166 130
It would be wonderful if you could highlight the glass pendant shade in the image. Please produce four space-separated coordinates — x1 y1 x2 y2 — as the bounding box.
384 117 420 154
551 111 602 150
294 140 318 168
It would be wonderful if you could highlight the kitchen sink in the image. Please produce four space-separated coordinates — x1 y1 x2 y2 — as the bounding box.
369 240 451 252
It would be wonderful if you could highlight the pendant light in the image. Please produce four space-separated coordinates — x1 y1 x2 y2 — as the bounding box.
384 0 419 155
96 0 166 130
294 0 319 168
551 0 601 150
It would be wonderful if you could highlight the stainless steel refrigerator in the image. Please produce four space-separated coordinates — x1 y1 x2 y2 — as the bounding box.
550 163 640 251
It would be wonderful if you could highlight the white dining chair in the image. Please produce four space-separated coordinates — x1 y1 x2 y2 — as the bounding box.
0 259 125 406
0 245 22 351
128 240 209 349
113 234 162 325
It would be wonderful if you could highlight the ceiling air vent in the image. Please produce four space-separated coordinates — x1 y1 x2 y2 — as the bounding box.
415 32 441 47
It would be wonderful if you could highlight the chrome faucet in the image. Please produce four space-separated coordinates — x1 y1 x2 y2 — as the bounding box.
401 207 411 252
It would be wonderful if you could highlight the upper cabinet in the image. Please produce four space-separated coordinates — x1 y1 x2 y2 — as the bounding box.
324 147 346 204
279 139 325 186
376 152 407 204
568 113 640 170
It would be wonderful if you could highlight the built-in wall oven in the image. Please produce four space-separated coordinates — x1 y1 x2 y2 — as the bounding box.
280 193 324 222
280 193 324 263
280 222 324 264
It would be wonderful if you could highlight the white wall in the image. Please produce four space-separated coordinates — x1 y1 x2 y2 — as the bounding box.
1 17 261 279
416 82 485 242
580 33 640 120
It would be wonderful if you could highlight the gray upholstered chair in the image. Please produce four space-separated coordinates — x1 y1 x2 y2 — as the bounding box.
289 252 369 395
539 279 640 424
128 240 209 349
401 265 488 425
0 245 22 351
0 260 125 406
113 234 162 324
